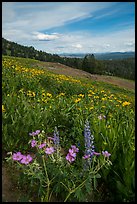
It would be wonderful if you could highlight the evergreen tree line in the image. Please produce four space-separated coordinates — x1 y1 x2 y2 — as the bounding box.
2 38 135 80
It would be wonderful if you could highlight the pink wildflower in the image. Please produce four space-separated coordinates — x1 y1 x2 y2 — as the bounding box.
69 149 76 158
12 152 23 161
45 147 55 154
38 143 46 149
102 151 111 158
71 145 79 153
31 139 37 147
83 154 91 159
20 155 33 165
66 153 75 163
29 130 40 136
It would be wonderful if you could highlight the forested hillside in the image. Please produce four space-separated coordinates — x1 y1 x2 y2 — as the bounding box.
2 38 135 80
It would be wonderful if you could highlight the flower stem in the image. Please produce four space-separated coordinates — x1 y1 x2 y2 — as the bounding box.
64 177 88 202
64 192 72 202
42 155 50 201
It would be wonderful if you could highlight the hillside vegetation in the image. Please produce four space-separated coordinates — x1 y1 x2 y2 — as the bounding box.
2 55 135 202
2 38 135 80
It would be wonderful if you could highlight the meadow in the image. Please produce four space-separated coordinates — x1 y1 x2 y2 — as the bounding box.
2 55 135 202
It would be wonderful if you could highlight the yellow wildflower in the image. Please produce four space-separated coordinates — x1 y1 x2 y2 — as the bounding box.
94 96 99 99
59 93 65 96
122 101 131 106
102 97 107 101
78 94 84 98
27 91 35 97
32 92 36 97
46 93 52 97
75 98 81 103
117 100 122 103
42 93 46 97
2 105 6 112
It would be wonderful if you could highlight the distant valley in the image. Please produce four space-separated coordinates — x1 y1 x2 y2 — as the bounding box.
59 52 135 60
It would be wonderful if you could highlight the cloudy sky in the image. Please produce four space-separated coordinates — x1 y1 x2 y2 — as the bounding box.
2 2 135 54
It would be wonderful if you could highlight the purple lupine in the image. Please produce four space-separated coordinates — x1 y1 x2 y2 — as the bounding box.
83 120 96 170
84 120 95 160
29 130 40 136
31 139 37 147
53 126 60 149
20 155 33 165
12 152 23 161
45 147 55 154
102 151 111 158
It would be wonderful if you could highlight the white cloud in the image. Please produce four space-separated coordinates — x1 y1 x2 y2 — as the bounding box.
124 41 135 47
2 2 115 38
72 44 83 49
32 32 60 41
2 2 135 53
36 28 135 54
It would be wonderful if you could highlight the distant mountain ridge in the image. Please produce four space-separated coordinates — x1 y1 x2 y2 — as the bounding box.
59 52 135 60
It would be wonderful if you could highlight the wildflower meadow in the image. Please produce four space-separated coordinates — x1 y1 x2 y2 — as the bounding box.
2 55 135 202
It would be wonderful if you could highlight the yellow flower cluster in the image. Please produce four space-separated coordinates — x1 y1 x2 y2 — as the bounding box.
122 101 131 106
53 74 81 84
15 67 45 76
27 91 36 97
46 93 52 98
2 57 45 77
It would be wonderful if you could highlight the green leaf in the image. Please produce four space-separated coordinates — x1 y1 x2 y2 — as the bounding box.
95 173 101 178
85 179 92 194
74 187 84 201
93 176 97 190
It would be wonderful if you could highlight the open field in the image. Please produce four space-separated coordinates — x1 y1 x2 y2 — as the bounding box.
2 55 135 202
36 61 135 91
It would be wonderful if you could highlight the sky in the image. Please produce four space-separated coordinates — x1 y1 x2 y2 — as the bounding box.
2 2 135 54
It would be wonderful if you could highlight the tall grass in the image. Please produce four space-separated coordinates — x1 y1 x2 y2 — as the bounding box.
2 55 135 201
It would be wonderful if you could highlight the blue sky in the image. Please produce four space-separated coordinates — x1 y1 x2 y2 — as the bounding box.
2 2 135 54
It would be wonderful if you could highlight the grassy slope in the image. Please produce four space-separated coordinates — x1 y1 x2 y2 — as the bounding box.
5 55 134 92
30 59 135 92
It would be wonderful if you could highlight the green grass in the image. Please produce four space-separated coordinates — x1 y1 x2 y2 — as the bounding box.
2 55 135 202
